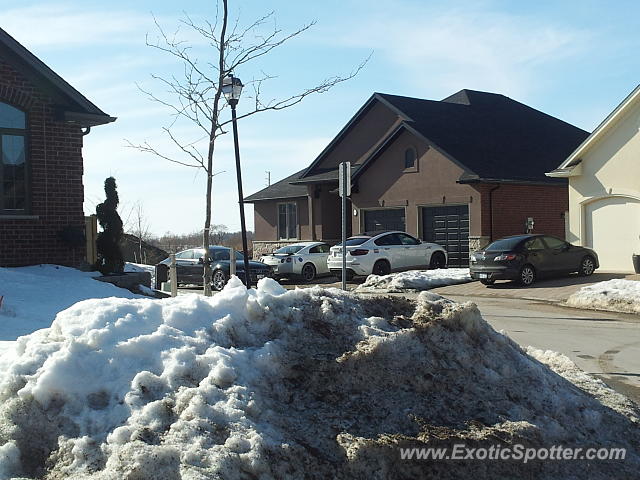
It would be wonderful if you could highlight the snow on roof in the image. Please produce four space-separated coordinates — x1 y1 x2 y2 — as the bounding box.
0 278 638 478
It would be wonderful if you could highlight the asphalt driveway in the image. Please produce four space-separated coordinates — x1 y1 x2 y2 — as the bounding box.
432 272 640 303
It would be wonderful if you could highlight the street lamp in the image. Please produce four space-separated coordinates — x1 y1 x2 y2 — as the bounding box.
222 74 252 289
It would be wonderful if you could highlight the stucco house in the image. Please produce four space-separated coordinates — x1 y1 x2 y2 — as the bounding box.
0 27 114 267
246 89 589 267
547 84 640 272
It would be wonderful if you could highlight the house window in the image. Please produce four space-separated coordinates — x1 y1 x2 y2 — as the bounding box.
278 202 298 240
0 102 27 213
404 147 416 169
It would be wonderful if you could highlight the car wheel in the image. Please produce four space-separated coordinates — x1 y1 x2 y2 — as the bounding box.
519 265 536 286
211 269 228 291
429 251 446 269
372 260 391 276
579 256 596 276
480 279 495 285
301 263 316 282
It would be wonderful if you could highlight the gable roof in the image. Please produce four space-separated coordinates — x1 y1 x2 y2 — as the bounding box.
0 27 115 127
547 84 640 177
244 169 309 203
370 90 588 183
245 89 589 201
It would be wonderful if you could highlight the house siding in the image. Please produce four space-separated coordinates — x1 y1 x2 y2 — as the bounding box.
565 96 640 272
252 197 310 257
0 59 86 267
350 131 481 238
311 101 401 171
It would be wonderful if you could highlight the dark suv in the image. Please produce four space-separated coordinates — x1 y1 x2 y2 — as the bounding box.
156 246 273 291
470 235 599 286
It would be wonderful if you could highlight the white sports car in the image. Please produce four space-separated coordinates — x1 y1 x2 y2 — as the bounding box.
327 231 448 279
260 241 332 282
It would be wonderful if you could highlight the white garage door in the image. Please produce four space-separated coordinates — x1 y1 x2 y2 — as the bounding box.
585 197 640 272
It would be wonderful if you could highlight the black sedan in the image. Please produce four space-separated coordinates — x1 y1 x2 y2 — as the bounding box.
470 234 599 286
157 246 273 291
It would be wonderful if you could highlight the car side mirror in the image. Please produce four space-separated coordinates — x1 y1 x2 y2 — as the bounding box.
198 257 204 264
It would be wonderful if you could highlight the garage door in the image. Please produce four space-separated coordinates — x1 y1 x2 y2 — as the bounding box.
363 208 405 233
422 205 469 267
585 197 640 272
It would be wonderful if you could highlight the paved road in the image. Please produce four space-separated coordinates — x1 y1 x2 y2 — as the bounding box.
443 294 640 403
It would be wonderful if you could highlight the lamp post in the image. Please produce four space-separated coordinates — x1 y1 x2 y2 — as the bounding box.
222 74 252 289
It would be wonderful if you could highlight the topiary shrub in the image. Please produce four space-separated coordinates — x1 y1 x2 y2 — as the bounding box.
95 177 124 274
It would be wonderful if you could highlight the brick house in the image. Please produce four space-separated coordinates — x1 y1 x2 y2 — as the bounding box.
0 27 114 267
245 89 589 266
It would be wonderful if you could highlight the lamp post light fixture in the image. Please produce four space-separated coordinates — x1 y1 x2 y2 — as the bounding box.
222 74 252 289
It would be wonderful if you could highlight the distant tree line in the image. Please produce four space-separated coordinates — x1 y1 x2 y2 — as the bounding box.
147 225 254 256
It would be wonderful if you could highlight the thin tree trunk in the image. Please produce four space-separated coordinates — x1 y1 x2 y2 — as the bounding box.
202 0 229 297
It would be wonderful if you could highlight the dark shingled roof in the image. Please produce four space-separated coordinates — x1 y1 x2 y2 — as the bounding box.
372 90 589 183
244 169 309 202
289 168 339 184
245 89 589 201
0 27 115 127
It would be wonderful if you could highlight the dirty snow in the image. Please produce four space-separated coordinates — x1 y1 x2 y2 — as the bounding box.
566 279 640 313
0 279 638 479
357 268 471 292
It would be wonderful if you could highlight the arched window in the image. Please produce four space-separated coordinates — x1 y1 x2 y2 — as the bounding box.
0 102 27 212
404 147 416 169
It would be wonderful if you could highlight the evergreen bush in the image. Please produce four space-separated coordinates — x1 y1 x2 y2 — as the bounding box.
95 177 124 274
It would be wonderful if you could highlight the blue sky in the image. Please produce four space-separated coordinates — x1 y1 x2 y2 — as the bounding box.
1 0 638 236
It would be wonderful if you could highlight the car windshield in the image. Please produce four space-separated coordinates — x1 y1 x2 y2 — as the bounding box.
345 237 369 246
485 237 526 252
209 248 244 261
273 245 304 255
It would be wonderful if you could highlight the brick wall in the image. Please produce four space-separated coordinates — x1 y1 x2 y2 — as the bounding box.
0 59 87 267
475 183 568 242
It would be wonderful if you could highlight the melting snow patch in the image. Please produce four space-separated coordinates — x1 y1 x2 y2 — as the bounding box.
0 265 142 342
566 279 640 313
0 278 638 479
356 268 471 292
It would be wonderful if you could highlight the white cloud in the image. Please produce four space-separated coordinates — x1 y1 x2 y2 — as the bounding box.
0 4 155 49
335 3 590 99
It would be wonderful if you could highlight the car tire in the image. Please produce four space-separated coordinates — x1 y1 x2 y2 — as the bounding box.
429 251 446 269
480 279 495 285
211 269 228 291
518 264 536 286
301 263 316 282
372 260 391 276
579 256 596 277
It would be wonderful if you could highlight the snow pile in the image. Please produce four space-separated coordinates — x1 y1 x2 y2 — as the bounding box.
566 279 640 313
0 265 141 344
0 280 638 479
357 268 471 292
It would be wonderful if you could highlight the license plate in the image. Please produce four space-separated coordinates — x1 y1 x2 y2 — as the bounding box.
257 274 265 279
479 273 488 279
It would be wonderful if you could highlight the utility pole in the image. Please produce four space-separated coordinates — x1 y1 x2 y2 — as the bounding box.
265 171 271 186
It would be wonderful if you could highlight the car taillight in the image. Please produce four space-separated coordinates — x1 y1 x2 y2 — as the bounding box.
494 253 517 261
350 249 369 256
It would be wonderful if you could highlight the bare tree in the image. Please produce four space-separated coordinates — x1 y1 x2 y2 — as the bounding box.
127 0 367 295
131 202 152 263
210 224 228 245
